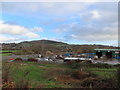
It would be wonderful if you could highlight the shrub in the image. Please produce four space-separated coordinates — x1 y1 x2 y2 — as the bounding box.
80 78 117 88
68 62 81 69
13 50 34 55
114 64 120 67
14 58 22 61
88 63 113 68
79 62 91 68
117 66 120 88
2 63 12 82
71 70 89 80
3 81 15 88
72 77 117 88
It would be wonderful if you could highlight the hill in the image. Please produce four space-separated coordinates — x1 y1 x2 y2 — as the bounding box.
1 39 118 55
25 39 68 45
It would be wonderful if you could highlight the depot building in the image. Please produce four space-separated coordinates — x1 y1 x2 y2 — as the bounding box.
94 49 120 59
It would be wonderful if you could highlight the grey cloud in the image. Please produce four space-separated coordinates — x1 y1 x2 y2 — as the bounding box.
2 2 93 17
64 22 118 42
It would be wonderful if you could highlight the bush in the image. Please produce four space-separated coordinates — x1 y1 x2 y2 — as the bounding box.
71 70 89 80
117 66 120 88
80 78 117 88
88 63 113 68
72 77 117 88
67 62 81 69
13 50 34 55
14 58 22 61
114 64 120 67
2 63 12 82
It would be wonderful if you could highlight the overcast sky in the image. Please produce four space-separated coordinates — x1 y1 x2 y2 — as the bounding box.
0 2 118 46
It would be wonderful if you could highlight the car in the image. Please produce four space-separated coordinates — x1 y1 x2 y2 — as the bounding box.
8 58 14 62
28 58 38 62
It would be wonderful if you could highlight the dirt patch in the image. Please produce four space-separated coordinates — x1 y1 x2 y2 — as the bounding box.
56 70 90 85
71 71 89 80
56 75 80 85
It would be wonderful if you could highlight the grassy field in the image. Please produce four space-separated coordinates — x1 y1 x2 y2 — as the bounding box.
86 68 117 78
3 62 70 88
0 50 18 52
0 50 18 56
0 53 12 56
2 61 119 88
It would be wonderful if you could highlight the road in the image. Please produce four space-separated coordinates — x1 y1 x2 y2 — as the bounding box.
2 54 120 65
92 60 120 65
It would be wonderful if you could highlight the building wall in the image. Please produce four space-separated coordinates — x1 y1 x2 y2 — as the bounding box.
94 50 119 58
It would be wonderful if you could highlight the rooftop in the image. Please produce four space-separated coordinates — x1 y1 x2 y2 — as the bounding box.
94 49 119 51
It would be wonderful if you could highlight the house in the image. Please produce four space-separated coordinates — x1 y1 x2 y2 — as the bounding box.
94 49 120 59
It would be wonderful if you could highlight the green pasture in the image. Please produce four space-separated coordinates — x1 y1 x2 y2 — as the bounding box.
4 62 69 88
3 61 119 88
0 50 18 56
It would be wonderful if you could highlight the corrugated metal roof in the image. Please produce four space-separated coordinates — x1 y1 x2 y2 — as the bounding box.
64 57 79 60
94 49 119 51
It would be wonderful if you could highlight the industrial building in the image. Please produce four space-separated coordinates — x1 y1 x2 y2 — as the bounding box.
94 49 120 59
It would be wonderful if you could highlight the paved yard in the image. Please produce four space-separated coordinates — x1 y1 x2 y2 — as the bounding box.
92 59 120 65
2 54 120 65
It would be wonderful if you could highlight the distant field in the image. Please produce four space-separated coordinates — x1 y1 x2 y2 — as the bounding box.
0 50 18 52
55 44 68 47
0 50 18 56
0 53 12 56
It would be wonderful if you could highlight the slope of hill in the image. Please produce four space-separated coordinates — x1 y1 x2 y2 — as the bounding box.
1 39 118 55
21 39 68 45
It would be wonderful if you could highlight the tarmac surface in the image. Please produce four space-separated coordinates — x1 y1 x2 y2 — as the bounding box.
92 59 120 65
2 54 120 65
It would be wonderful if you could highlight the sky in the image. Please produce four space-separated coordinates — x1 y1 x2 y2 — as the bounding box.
0 1 118 46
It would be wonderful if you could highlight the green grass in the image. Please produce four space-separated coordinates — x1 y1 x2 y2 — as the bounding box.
0 53 12 56
22 62 117 79
0 50 19 56
11 65 46 87
6 62 68 88
22 61 66 68
93 71 115 78
85 67 117 78
3 61 118 88
87 68 117 72
0 50 18 52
